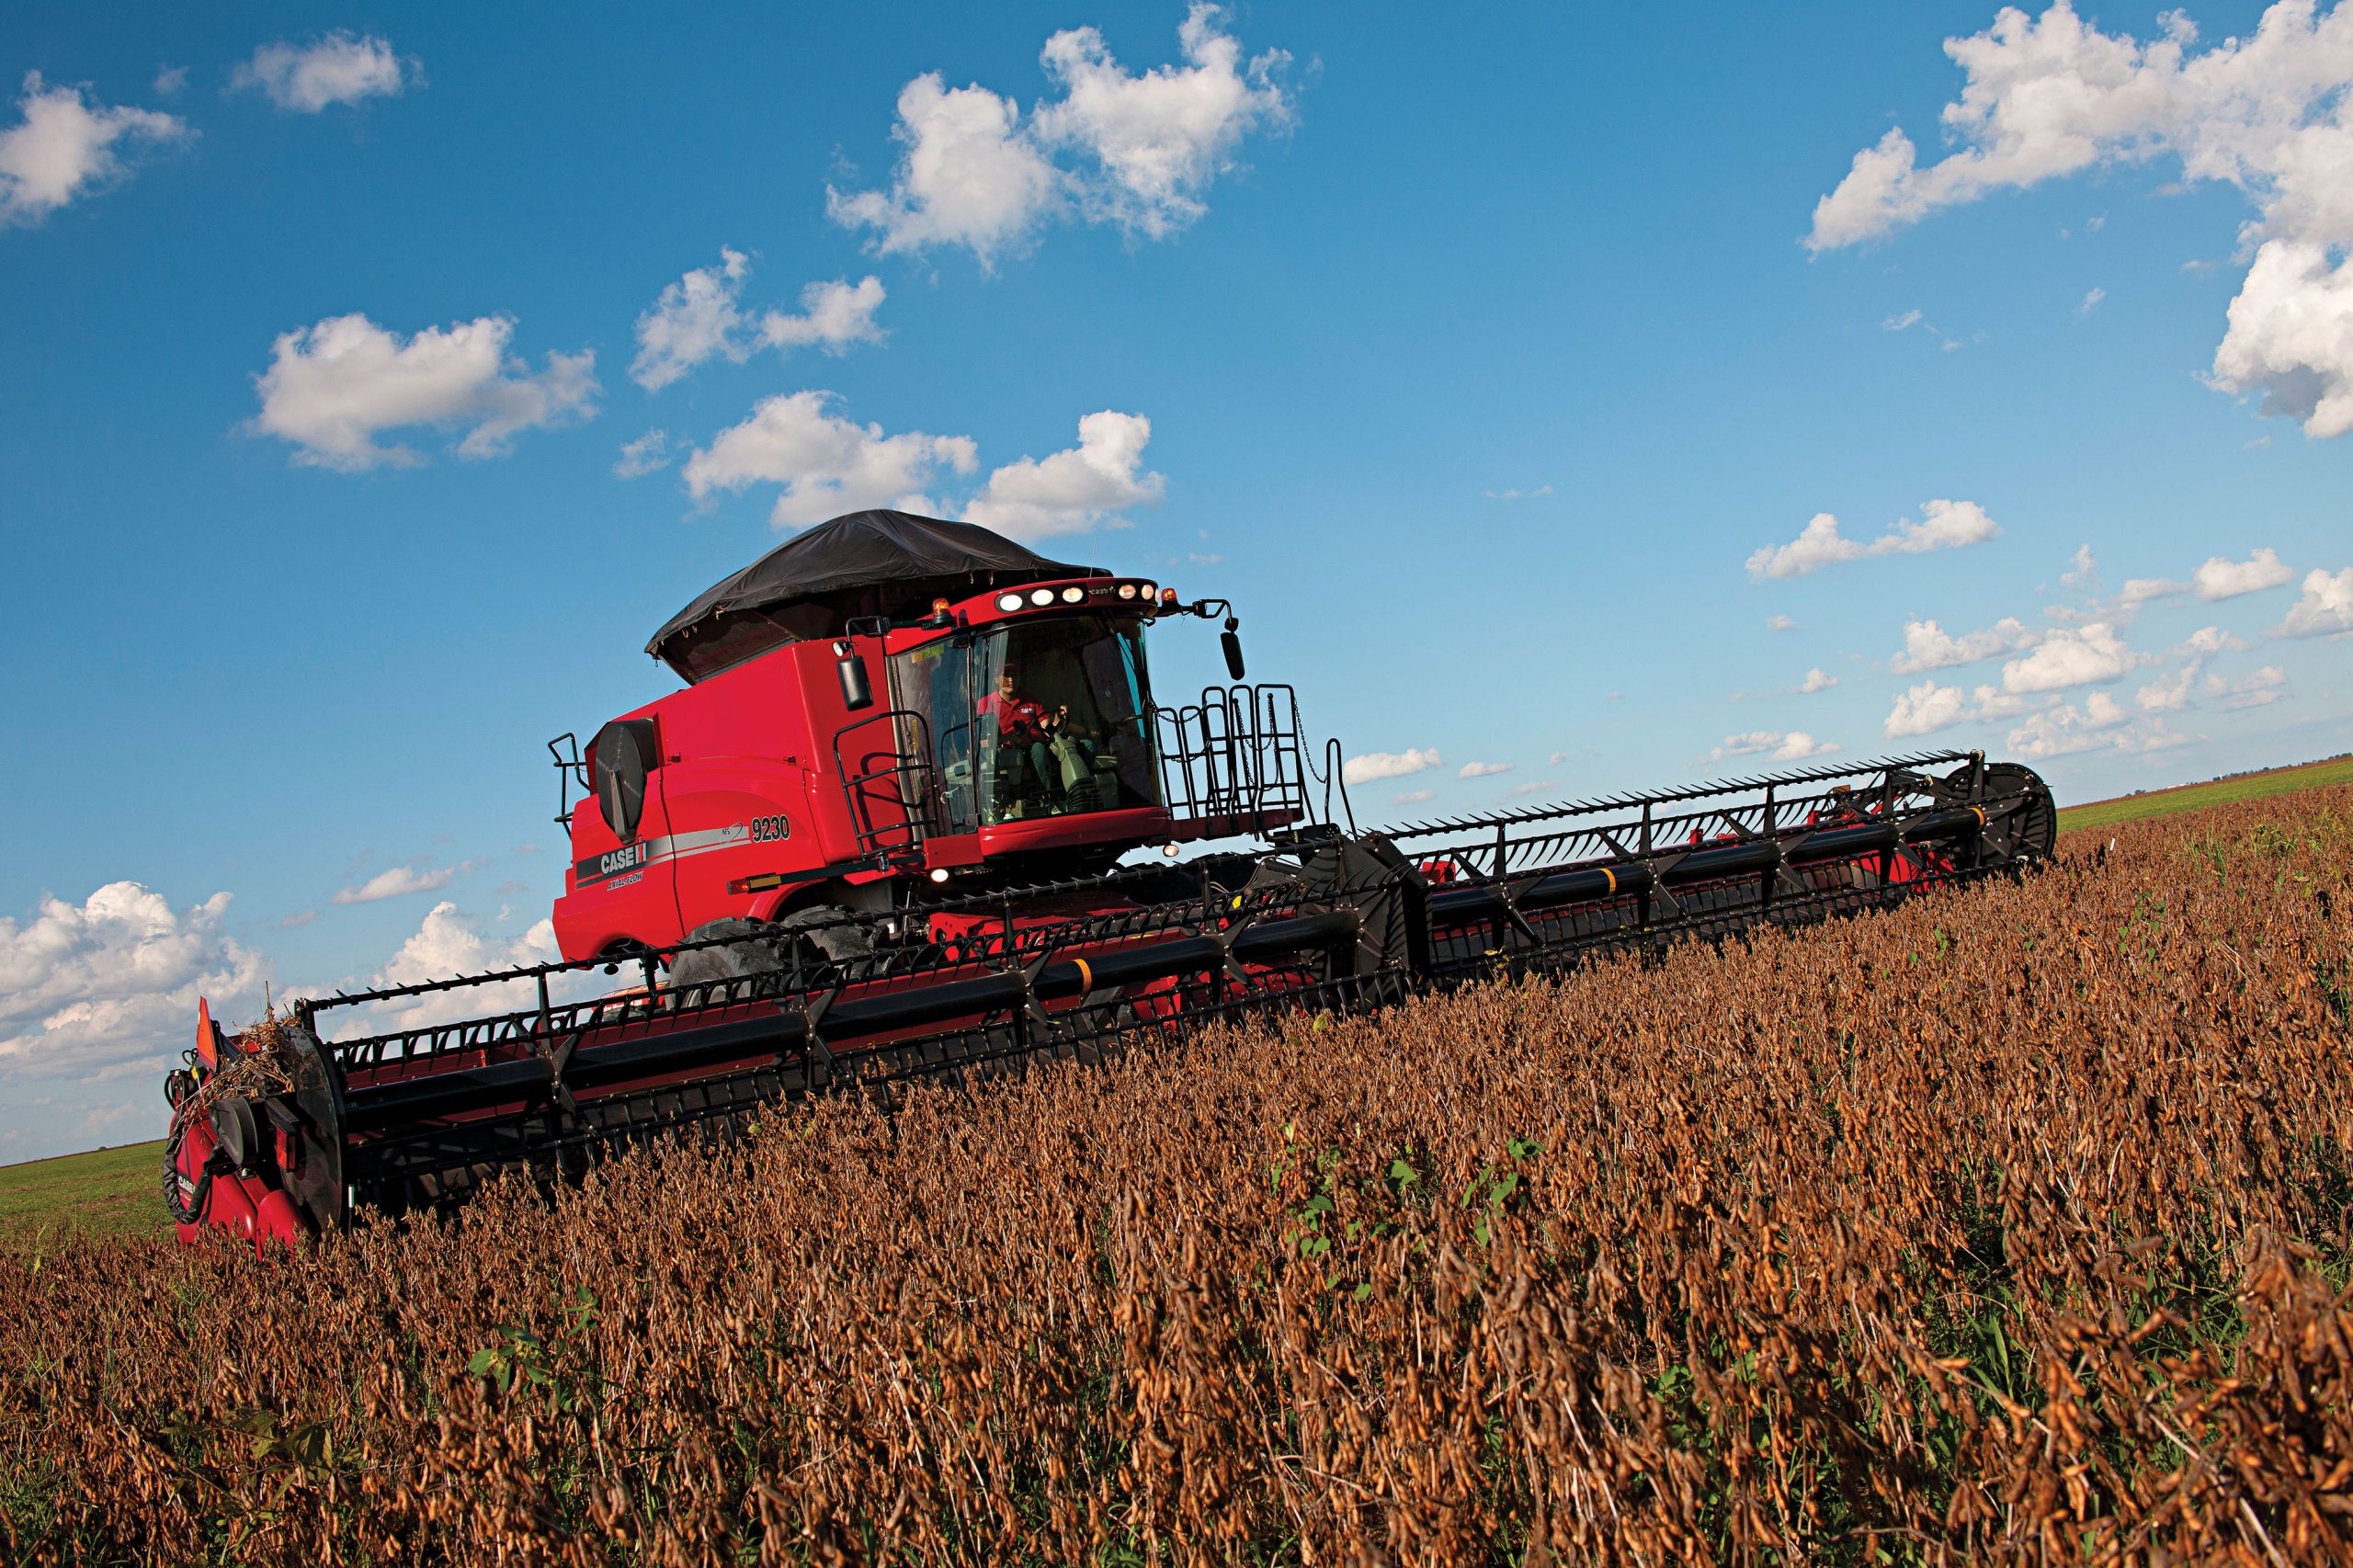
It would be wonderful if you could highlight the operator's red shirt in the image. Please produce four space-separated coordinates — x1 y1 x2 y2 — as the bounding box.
978 691 1049 743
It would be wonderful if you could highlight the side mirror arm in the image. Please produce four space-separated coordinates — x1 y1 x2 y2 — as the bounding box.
834 639 875 711
1177 598 1246 682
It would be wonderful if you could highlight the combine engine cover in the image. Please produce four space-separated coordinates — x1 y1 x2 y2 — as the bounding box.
165 748 2054 1249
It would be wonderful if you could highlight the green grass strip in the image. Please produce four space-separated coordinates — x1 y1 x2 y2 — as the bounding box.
2059 756 2353 835
0 1139 172 1247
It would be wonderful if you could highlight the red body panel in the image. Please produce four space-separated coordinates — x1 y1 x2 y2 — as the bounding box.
171 1119 307 1254
657 644 867 936
552 638 878 958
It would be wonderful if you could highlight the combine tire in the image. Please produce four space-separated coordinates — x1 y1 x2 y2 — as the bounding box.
667 909 875 996
775 905 877 964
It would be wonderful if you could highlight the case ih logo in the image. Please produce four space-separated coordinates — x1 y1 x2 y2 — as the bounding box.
574 839 656 887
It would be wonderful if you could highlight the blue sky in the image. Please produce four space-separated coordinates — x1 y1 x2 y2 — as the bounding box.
3 1 2347 1160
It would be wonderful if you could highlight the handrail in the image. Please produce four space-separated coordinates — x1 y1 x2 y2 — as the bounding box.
1154 683 1313 836
833 708 938 860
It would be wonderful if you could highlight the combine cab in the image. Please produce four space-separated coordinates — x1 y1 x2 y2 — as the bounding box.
165 510 2057 1247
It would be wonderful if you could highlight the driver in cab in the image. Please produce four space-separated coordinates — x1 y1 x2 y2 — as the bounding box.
979 670 1070 815
978 669 1062 746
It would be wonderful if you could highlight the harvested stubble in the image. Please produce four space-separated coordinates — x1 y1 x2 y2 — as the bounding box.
4 792 2350 1566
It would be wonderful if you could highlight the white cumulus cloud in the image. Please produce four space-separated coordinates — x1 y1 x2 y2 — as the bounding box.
685 395 1164 539
1972 687 2045 722
2120 575 2190 605
631 251 887 392
331 860 472 906
828 74 1063 265
2207 664 2290 707
2173 625 2253 657
2212 239 2353 437
366 901 551 994
0 883 266 1086
1887 680 2058 737
1890 615 2041 674
1031 4 1295 240
2191 546 2295 599
250 312 597 470
2007 694 2184 761
830 4 1291 264
614 428 670 479
1886 681 1972 738
1745 499 1998 579
1804 1 2353 438
335 903 586 1038
1458 760 1515 779
1747 514 1855 579
232 32 415 112
1344 748 1439 785
1712 730 1838 763
631 248 753 391
963 410 1165 540
1999 620 2138 693
759 276 888 355
1798 667 1839 693
0 72 188 228
2133 624 2261 711
2135 665 2198 712
682 391 977 529
2274 565 2353 636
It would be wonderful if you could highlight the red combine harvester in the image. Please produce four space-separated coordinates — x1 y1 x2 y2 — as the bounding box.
165 510 2057 1247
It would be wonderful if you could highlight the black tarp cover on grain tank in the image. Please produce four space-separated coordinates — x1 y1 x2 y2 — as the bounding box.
647 510 1104 684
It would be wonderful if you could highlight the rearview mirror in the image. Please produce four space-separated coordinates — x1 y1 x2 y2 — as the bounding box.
1220 627 1245 682
591 718 659 841
837 652 874 710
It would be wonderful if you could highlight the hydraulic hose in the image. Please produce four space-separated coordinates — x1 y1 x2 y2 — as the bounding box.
159 1127 230 1226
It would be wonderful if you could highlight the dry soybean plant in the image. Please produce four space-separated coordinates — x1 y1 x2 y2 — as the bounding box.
3 790 2348 1565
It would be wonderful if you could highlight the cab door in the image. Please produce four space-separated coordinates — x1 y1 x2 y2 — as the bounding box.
889 635 978 838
